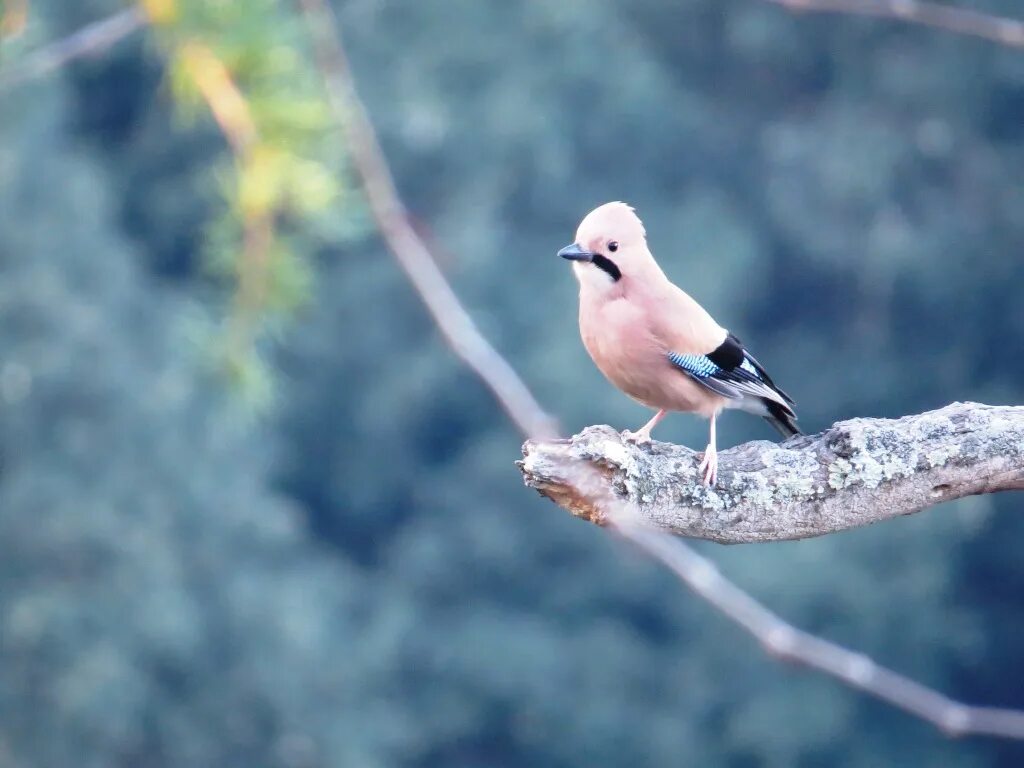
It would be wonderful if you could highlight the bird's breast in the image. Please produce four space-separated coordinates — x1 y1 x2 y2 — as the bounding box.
579 296 722 416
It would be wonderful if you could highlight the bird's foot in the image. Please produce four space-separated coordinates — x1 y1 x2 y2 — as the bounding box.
622 428 653 446
622 410 666 446
698 444 718 487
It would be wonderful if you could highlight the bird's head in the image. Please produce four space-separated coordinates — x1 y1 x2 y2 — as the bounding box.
558 202 656 294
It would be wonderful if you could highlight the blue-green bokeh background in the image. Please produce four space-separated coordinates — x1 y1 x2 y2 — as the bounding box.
2 1 1023 765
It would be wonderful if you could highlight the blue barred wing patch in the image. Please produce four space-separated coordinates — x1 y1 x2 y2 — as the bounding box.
667 348 778 404
667 333 798 428
667 352 721 378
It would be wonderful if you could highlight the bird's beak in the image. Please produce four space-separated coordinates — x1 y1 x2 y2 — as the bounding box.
558 243 594 262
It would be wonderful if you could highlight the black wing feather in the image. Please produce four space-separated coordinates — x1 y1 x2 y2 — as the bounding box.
668 332 801 437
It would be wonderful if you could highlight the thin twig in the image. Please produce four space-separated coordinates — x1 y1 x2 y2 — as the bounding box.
614 519 1024 739
10 0 1024 738
304 0 1024 741
557 454 1024 738
295 0 558 441
764 0 1024 47
0 6 147 91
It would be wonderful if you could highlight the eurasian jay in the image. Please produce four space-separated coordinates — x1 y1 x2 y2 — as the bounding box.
558 202 799 486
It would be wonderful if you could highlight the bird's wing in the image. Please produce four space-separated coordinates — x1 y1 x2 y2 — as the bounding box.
667 332 795 412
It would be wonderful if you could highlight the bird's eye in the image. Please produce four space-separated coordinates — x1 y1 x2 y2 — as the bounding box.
608 241 619 253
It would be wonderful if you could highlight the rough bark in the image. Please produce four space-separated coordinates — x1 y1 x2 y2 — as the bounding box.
519 402 1024 543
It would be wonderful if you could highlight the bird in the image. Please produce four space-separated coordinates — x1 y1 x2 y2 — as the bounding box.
558 201 799 486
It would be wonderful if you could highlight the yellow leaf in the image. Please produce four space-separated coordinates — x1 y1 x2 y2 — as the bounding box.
179 40 257 153
140 0 177 25
0 0 28 39
287 159 339 214
238 145 286 217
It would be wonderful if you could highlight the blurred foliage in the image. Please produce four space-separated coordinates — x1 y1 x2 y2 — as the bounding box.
144 0 352 406
1 0 1023 767
1 0 28 37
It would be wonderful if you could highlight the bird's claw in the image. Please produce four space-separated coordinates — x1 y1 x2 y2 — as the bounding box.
622 429 652 445
698 446 718 487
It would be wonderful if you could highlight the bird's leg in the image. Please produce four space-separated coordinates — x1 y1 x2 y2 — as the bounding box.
623 409 666 445
698 413 718 486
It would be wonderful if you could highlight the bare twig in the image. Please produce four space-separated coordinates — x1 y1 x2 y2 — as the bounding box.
615 519 1024 739
299 0 1024 741
521 402 1024 543
544 417 1024 737
764 0 1024 47
9 0 1023 738
295 0 558 440
0 6 147 91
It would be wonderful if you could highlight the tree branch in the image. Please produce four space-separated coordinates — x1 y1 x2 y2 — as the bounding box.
520 402 1024 544
295 0 558 440
296 0 1024 741
612 519 1024 739
0 6 147 91
763 0 1024 47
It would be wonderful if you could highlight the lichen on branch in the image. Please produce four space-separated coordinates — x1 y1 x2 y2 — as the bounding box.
519 402 1024 544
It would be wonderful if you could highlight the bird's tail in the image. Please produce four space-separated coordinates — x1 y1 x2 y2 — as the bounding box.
763 399 801 439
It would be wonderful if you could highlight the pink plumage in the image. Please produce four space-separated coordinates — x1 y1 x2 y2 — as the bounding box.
558 202 799 486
